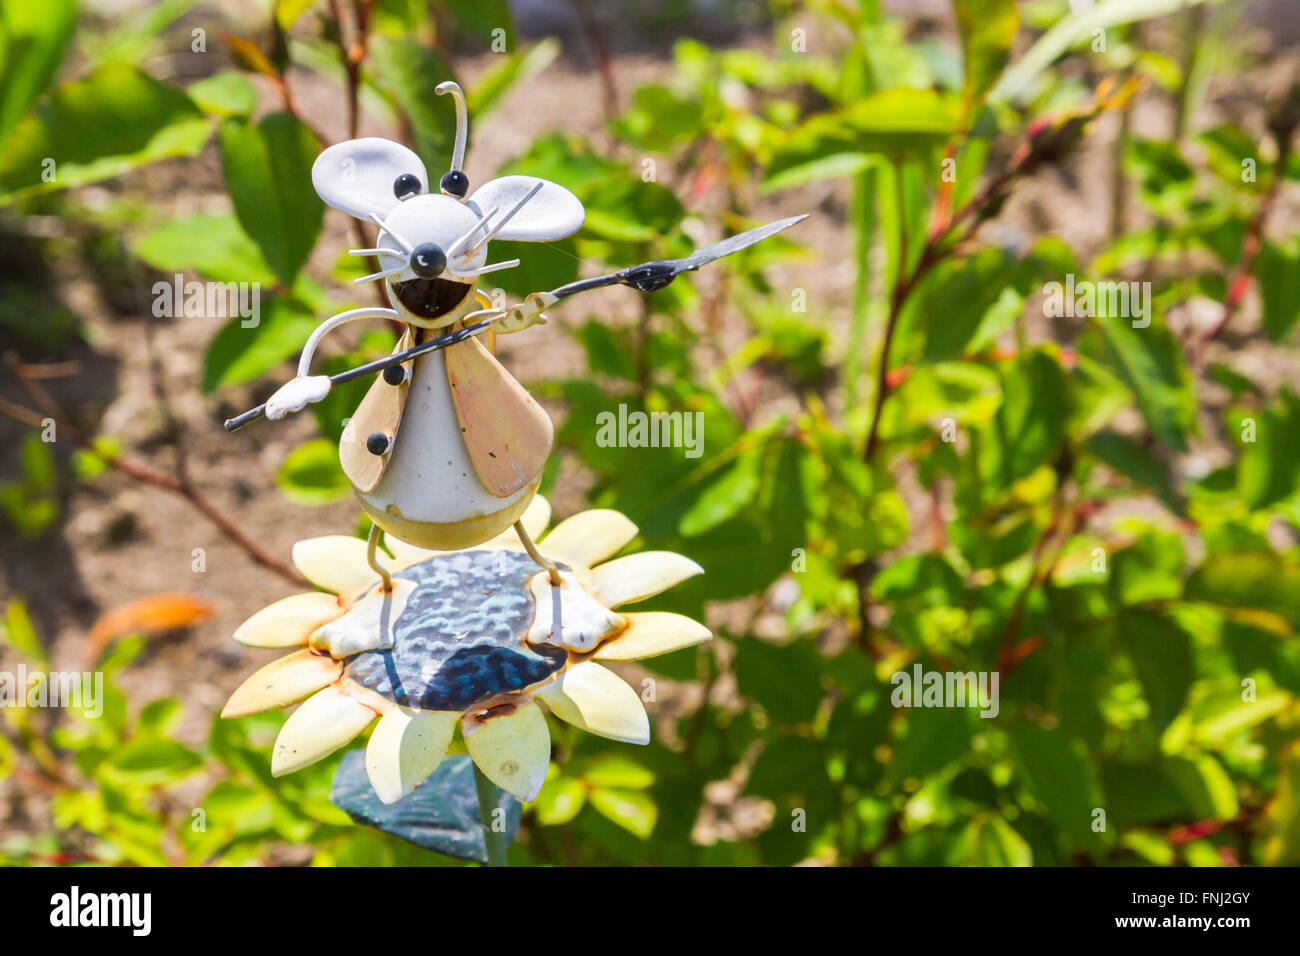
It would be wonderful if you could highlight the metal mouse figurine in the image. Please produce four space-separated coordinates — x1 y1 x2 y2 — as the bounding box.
225 81 805 572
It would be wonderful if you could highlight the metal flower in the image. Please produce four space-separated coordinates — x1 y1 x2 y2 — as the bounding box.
221 498 709 804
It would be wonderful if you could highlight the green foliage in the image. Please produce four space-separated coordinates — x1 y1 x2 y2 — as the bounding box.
0 63 211 202
217 111 323 287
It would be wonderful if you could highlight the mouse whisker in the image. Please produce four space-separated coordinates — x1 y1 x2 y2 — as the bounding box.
353 265 407 285
447 205 499 260
463 183 542 257
368 213 413 254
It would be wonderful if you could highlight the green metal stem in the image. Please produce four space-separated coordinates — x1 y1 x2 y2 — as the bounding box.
473 764 509 867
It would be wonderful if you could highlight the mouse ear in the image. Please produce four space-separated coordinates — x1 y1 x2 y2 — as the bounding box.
312 138 429 220
467 175 584 242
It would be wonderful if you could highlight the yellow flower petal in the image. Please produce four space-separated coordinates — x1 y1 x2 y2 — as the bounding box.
234 592 343 648
535 661 650 745
474 494 554 552
291 535 380 595
383 537 444 565
540 509 638 567
594 611 711 662
365 707 458 805
272 685 378 776
221 649 342 718
587 551 703 607
462 702 550 802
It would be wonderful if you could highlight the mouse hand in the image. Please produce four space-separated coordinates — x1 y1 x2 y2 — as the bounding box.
265 375 332 420
493 292 558 334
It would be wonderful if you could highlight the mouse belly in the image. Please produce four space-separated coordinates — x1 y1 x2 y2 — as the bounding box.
353 350 537 550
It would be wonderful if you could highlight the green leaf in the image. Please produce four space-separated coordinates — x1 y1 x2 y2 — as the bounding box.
105 741 202 785
954 0 1020 104
0 63 212 202
136 698 184 740
891 706 971 783
734 637 824 724
217 112 323 287
274 0 318 30
276 438 350 505
678 445 763 537
1082 430 1178 511
1255 238 1300 341
200 780 274 833
1097 318 1196 452
578 755 655 790
1110 532 1184 606
467 39 559 117
369 35 453 167
1186 551 1300 628
440 0 514 49
920 247 1023 361
872 554 964 608
0 0 77 151
187 72 258 119
992 0 1214 103
1119 610 1191 731
1163 755 1239 821
201 296 318 393
1264 745 1300 865
766 88 963 188
988 350 1068 485
1 598 46 665
85 0 197 69
574 320 637 381
533 775 586 826
588 787 657 839
486 237 579 300
1189 686 1289 745
1238 389 1300 509
1198 125 1261 192
580 176 686 242
1102 761 1205 825
748 735 829 797
133 214 275 286
963 815 1033 866
1009 723 1101 848
1123 139 1194 217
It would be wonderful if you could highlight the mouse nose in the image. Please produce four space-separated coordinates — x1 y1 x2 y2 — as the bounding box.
410 242 447 279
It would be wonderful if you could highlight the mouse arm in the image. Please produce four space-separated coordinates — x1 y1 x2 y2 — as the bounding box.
226 216 808 430
491 215 809 334
261 306 399 422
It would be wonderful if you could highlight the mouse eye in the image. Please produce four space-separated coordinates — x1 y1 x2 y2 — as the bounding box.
440 170 469 198
393 173 422 201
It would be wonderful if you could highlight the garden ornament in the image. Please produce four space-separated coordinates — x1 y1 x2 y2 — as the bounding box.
220 81 804 858
221 497 710 806
224 82 804 565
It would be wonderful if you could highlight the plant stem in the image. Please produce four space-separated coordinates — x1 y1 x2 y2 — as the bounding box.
0 390 305 586
472 764 509 867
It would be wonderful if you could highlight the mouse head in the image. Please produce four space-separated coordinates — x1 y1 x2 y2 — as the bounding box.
311 83 584 329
